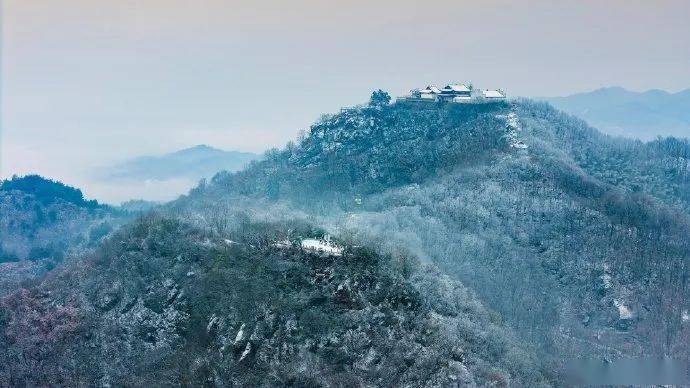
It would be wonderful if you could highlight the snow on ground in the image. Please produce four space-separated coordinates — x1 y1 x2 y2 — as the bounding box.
272 239 292 249
497 111 528 149
301 238 344 256
601 264 613 289
234 323 245 344
613 299 634 320
682 310 689 323
272 236 344 256
207 314 219 333
506 112 520 131
602 273 613 289
239 343 252 361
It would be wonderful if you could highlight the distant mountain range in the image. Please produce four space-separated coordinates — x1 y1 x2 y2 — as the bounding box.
541 87 690 139
93 145 260 203
106 144 259 181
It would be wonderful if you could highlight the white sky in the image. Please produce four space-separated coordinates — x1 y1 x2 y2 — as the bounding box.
2 0 690 202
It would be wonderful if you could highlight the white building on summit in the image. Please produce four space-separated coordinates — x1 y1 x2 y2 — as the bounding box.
419 86 441 100
439 83 473 102
399 82 506 103
482 89 507 99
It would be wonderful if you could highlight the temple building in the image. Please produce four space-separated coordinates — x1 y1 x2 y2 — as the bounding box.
398 82 506 104
439 83 472 102
419 85 441 100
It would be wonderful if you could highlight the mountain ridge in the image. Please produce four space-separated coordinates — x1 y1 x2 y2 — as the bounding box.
183 98 690 362
105 145 259 181
88 145 261 203
540 86 690 139
3 97 690 385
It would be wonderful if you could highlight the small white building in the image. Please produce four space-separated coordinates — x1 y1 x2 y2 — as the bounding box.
482 89 507 99
440 83 472 99
441 83 472 94
301 236 343 256
438 83 473 103
419 85 441 100
452 96 473 103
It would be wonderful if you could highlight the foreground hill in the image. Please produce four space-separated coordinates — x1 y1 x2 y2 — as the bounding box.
0 214 548 386
542 86 690 139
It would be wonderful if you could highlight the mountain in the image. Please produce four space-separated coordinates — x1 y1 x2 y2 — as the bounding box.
542 87 690 139
0 175 128 295
106 145 259 182
1 174 99 210
0 103 552 386
92 145 260 203
3 97 690 385
185 99 690 363
0 175 113 263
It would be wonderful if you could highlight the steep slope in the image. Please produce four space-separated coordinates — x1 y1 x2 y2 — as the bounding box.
184 100 690 362
198 102 511 206
4 97 690 385
517 101 690 211
542 87 690 139
0 214 549 386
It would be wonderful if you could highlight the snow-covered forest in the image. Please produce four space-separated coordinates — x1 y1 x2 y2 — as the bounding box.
2 96 690 386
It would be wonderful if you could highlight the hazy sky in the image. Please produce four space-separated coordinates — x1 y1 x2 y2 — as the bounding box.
2 0 690 202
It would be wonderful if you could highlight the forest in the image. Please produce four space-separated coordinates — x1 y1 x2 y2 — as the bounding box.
1 96 690 386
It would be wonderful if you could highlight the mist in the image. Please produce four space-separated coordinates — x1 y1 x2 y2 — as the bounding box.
3 0 690 204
